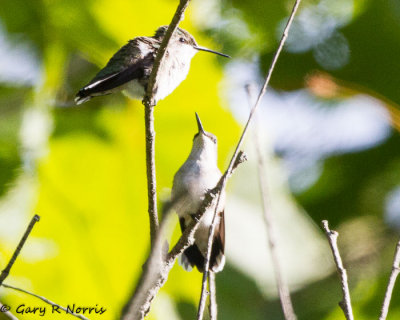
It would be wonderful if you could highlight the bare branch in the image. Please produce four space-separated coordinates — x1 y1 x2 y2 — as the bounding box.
142 0 192 247
124 0 301 317
321 220 354 320
379 238 400 320
122 2 193 315
2 283 90 320
223 0 302 181
197 223 216 320
209 272 217 320
144 106 159 247
197 0 302 318
245 84 296 320
197 275 209 320
122 154 246 320
121 196 183 320
0 215 40 286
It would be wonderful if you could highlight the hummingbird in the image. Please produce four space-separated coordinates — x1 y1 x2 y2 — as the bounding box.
171 113 225 273
75 26 230 105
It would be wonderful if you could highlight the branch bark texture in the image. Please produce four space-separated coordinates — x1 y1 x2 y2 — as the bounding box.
208 272 217 320
144 106 158 247
322 220 354 320
379 238 400 320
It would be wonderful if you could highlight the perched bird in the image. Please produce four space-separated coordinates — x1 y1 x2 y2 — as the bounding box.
75 26 229 105
172 113 225 272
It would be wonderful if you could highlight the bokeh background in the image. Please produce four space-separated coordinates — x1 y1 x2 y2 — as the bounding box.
1 0 400 319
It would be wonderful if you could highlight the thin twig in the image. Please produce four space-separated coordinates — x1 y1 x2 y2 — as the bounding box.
224 0 302 181
197 1 302 318
209 272 217 320
0 215 40 286
143 106 159 247
0 302 19 320
197 275 208 320
121 195 184 320
122 1 192 315
321 220 354 320
2 283 90 320
379 238 400 320
245 84 296 320
142 0 192 248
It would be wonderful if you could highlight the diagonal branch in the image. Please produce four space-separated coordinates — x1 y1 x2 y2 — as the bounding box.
121 153 246 320
142 0 192 248
197 1 302 318
245 84 296 320
125 0 302 316
321 220 354 320
0 215 40 286
121 195 185 320
379 238 400 320
2 283 90 320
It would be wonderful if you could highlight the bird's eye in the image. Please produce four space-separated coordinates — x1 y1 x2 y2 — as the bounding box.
179 37 186 43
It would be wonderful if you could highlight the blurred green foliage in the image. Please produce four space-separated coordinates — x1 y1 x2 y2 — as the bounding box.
1 0 400 319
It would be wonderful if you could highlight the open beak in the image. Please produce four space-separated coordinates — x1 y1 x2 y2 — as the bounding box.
193 45 230 58
195 112 206 134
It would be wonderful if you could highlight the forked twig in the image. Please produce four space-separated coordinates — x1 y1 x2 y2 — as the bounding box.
321 220 354 320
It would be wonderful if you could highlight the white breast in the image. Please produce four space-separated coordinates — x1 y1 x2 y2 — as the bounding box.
153 46 197 103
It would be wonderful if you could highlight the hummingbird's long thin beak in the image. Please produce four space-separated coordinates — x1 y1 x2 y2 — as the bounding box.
195 112 206 134
193 46 230 58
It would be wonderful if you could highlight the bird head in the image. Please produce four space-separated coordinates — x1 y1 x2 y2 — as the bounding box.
154 26 230 59
190 113 218 162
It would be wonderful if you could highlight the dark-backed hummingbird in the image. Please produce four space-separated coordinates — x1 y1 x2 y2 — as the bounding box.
171 113 225 272
75 26 229 105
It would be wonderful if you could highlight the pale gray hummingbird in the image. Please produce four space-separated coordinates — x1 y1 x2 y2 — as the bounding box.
172 113 225 272
75 26 230 105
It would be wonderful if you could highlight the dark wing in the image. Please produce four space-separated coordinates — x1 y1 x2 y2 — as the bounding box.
179 212 226 273
179 218 206 272
210 210 225 272
75 37 157 104
75 52 154 104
